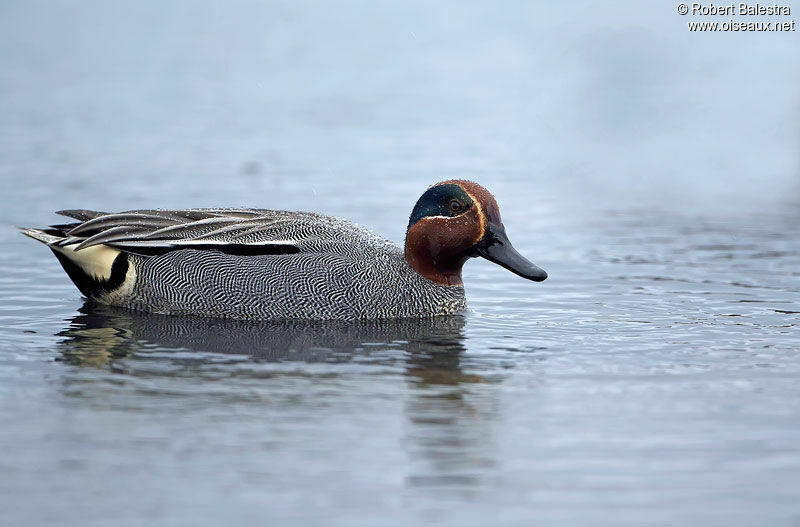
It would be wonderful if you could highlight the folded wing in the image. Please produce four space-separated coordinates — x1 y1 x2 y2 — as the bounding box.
49 208 375 257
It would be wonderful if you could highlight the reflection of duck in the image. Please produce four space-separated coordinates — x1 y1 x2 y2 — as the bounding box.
59 302 496 492
401 322 497 491
58 303 470 366
24 180 546 320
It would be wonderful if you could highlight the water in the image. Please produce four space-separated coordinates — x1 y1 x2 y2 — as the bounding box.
1 1 799 525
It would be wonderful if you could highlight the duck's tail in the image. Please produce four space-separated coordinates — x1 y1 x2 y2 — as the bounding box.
19 225 132 301
19 227 65 245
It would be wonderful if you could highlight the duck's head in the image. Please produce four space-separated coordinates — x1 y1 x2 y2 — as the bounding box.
405 180 548 287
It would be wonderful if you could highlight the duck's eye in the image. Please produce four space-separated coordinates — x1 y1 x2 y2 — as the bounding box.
449 200 463 213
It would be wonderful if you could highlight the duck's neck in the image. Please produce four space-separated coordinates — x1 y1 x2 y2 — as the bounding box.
404 234 466 287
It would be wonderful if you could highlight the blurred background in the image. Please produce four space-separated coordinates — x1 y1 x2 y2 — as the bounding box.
1 2 799 526
2 1 798 231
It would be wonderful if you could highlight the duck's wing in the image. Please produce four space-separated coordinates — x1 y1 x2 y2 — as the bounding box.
45 208 382 256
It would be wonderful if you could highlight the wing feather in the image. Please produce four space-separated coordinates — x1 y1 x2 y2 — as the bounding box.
47 208 380 256
191 218 279 241
57 209 109 222
74 225 154 251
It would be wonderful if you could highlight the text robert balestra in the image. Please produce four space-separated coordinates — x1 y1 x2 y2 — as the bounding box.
691 3 791 15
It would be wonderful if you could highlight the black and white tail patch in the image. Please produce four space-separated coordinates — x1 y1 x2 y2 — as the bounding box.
51 247 131 299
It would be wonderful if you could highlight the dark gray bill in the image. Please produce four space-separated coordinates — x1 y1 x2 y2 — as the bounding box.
473 224 548 282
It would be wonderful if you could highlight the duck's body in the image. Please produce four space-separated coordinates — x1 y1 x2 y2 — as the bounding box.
22 181 546 321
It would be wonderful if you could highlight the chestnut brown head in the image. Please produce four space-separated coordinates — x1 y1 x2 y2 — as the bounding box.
404 180 547 286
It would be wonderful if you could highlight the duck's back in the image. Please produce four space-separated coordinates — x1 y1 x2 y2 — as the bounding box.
23 208 466 320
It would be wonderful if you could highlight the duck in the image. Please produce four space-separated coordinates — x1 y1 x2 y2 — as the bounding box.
20 180 547 320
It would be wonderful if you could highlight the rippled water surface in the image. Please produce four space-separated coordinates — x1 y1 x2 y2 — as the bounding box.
1 2 799 526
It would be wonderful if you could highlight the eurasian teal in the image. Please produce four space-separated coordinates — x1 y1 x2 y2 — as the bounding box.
21 180 547 320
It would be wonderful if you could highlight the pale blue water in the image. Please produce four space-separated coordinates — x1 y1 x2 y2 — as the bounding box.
1 2 799 526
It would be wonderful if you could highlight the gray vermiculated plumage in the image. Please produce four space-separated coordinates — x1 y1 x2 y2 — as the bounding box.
30 209 467 320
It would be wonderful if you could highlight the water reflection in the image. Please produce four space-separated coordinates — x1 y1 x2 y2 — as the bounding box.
57 303 499 493
57 303 471 366
405 347 497 492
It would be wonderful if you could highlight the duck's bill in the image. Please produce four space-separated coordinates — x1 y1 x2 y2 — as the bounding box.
473 225 548 282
